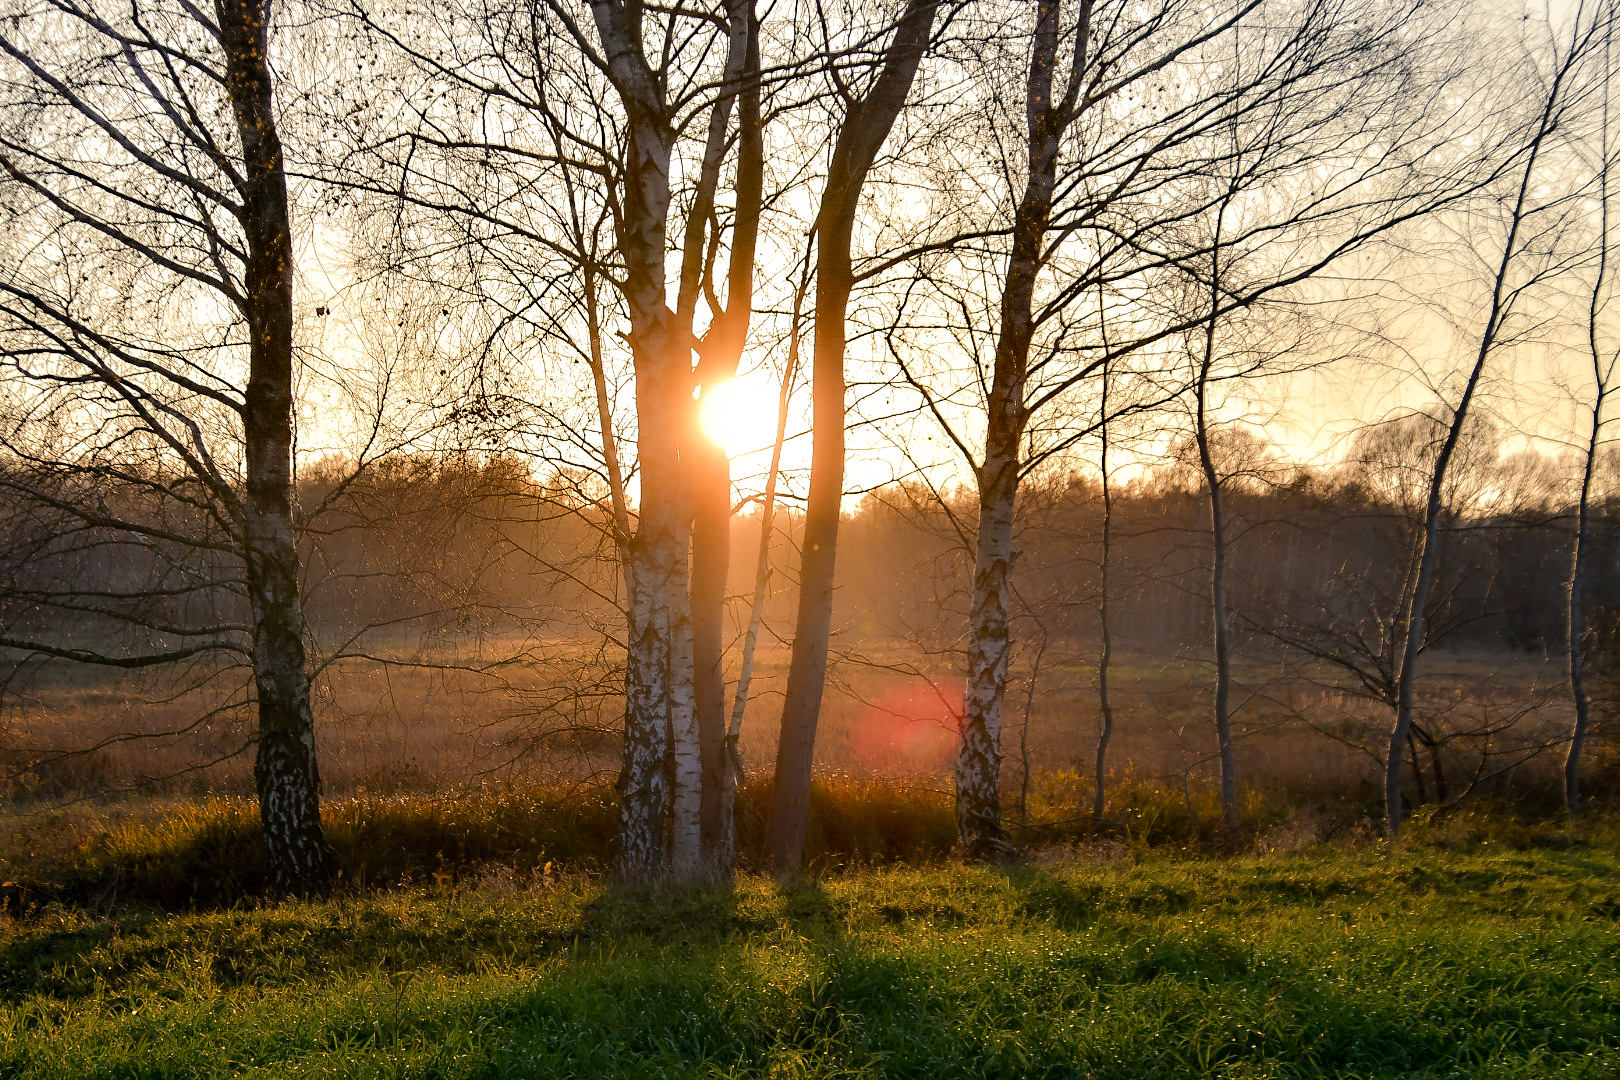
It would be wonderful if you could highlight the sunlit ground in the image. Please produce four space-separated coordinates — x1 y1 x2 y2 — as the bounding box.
3 845 1617 1078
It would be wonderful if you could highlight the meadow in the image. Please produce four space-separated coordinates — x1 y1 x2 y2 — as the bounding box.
1 639 1614 1076
3 843 1618 1078
1 639 1602 903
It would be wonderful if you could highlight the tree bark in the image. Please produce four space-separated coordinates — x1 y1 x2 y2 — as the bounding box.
958 447 1018 857
955 0 1088 859
689 1 763 868
766 0 940 871
587 0 690 882
619 536 672 881
220 0 329 896
764 212 851 872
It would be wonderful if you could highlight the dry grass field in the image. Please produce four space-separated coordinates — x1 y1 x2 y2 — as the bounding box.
0 636 1611 906
0 636 1591 811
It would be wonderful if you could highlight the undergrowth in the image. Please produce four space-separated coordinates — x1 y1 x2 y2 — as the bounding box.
3 772 1614 915
0 777 961 910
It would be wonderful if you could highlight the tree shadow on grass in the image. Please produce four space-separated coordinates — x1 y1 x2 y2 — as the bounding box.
6 865 1617 1078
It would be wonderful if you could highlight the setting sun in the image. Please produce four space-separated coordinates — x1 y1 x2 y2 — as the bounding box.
698 374 780 458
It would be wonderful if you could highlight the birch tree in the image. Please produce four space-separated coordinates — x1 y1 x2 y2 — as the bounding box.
886 0 1487 856
332 0 770 879
1566 14 1619 821
0 0 328 893
1383 0 1614 837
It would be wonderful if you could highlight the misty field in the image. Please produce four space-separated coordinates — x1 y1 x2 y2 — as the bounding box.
3 844 1618 1079
0 642 1580 809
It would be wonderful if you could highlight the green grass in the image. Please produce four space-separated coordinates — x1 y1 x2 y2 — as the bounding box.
3 845 1618 1078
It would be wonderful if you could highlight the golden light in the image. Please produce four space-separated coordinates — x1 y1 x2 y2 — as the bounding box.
699 374 779 459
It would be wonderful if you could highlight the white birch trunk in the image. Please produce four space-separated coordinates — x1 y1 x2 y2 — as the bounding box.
222 0 328 895
956 457 1015 856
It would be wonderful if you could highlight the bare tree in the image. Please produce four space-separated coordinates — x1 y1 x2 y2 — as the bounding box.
764 0 944 872
329 0 774 879
1564 17 1620 820
1251 411 1551 809
1092 356 1116 823
1383 0 1615 837
684 0 764 869
0 0 329 893
880 0 1491 856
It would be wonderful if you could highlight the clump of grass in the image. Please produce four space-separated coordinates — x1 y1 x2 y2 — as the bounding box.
738 774 958 872
1 784 622 910
1017 766 1326 851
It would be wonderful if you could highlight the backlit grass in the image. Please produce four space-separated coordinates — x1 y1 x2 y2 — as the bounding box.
3 844 1617 1078
0 777 959 909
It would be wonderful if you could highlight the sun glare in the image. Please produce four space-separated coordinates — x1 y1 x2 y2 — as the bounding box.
699 374 780 459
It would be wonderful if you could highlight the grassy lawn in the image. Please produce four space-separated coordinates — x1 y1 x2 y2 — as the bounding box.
2 844 1617 1078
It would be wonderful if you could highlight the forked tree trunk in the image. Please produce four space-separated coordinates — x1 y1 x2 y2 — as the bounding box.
1388 428 1474 834
766 0 939 872
1381 0 1600 836
583 0 766 880
588 0 690 881
221 0 328 896
1406 730 1428 806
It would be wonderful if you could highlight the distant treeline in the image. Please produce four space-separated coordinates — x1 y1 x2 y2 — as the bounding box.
3 448 1613 675
842 472 1620 661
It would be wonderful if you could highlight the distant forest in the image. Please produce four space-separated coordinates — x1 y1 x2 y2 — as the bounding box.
5 433 1614 688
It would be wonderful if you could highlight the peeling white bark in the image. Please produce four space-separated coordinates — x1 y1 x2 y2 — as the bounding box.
957 457 1015 856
